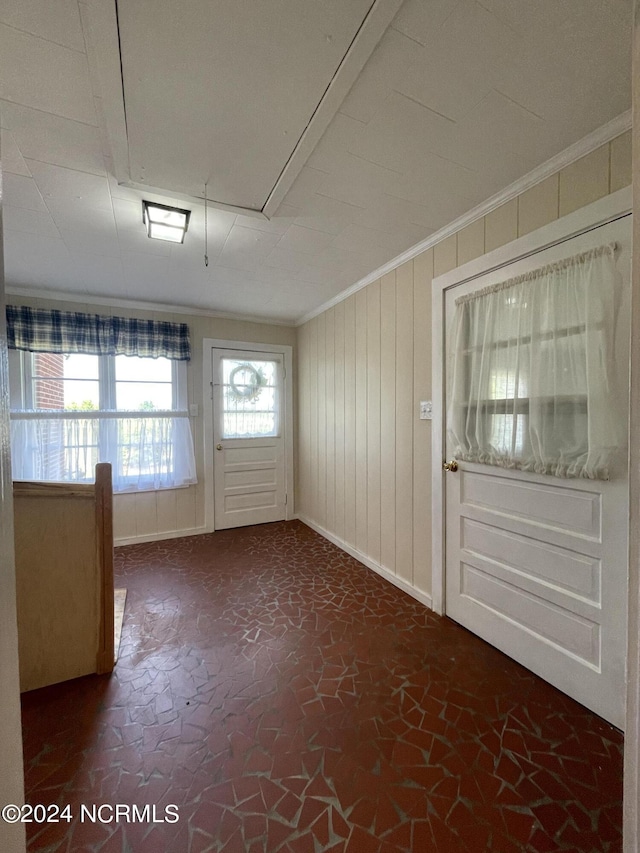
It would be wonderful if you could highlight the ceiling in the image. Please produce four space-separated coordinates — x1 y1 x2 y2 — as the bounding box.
0 0 632 325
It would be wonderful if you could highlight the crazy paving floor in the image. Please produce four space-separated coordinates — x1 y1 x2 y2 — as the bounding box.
22 521 623 852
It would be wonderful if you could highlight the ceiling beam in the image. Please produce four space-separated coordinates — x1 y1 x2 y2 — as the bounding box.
261 0 405 219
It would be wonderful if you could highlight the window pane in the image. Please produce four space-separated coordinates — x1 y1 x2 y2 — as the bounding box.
32 353 100 410
115 355 173 411
115 355 172 382
222 359 277 386
11 417 99 482
223 412 276 438
221 358 279 439
115 355 173 412
116 382 173 411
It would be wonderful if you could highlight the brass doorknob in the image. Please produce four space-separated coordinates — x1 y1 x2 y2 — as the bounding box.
216 444 223 451
443 460 458 472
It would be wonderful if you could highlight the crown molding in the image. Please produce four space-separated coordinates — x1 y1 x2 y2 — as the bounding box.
5 286 296 328
295 110 632 326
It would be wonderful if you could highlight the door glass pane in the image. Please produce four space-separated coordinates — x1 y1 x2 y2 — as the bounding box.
221 358 279 438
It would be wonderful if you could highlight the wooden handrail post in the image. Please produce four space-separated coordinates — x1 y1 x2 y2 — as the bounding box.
95 462 114 674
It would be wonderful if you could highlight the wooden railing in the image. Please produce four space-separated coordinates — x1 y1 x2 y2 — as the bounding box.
13 463 114 692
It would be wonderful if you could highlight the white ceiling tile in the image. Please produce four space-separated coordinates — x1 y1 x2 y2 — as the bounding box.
307 144 402 183
216 225 282 272
320 113 367 152
313 150 402 209
235 207 298 236
48 201 119 257
352 90 496 197
308 0 374 30
0 0 85 52
493 51 628 134
60 229 121 258
478 0 607 39
112 199 172 258
45 198 116 234
121 251 175 292
350 90 463 172
397 46 493 123
291 193 361 235
27 161 112 211
262 247 322 275
352 199 432 241
168 253 217 286
451 91 550 182
282 166 330 208
1 101 105 175
0 128 31 176
3 230 76 288
424 0 521 68
69 253 125 297
2 172 48 212
384 182 478 232
355 192 435 231
339 27 425 124
3 205 60 239
206 288 274 317
0 24 96 124
189 206 236 250
484 1 631 106
391 0 462 46
200 265 260 289
311 243 367 271
330 223 415 258
274 225 335 256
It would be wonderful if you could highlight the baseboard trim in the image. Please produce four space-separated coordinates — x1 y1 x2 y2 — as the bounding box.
298 514 433 610
115 526 210 547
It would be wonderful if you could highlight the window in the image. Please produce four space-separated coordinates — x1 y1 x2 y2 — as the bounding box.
10 351 197 492
446 243 623 480
221 357 280 438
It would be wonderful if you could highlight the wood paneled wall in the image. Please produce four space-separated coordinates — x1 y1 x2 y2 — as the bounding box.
296 132 631 604
298 254 434 601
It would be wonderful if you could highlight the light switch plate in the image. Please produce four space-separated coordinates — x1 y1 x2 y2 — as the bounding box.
189 403 199 417
420 401 433 420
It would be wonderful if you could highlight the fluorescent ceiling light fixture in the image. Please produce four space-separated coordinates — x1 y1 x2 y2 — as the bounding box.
142 201 191 243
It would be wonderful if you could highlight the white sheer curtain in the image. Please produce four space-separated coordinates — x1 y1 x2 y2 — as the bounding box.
11 412 197 491
446 243 624 480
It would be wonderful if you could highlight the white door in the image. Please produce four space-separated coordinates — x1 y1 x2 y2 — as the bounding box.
444 217 631 729
212 349 286 529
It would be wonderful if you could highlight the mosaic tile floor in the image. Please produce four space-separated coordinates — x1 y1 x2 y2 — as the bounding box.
21 521 623 852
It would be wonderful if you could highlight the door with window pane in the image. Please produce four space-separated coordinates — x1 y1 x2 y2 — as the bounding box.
212 349 285 529
443 216 630 728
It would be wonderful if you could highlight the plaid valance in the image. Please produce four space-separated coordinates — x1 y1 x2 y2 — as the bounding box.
6 306 191 361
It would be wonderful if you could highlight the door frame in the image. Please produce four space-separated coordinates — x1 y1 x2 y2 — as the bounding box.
202 338 294 532
431 186 632 616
